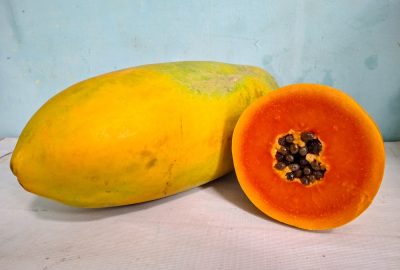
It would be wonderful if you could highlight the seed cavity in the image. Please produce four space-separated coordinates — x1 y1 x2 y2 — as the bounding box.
273 131 327 185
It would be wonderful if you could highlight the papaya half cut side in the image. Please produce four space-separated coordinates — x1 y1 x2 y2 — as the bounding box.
232 83 385 230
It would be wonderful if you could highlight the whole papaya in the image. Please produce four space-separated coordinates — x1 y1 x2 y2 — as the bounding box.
11 61 277 207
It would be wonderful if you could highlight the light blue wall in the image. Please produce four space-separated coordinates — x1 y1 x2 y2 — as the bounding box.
1 0 399 140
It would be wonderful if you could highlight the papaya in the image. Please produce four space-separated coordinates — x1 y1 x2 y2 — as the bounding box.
10 61 278 207
232 83 385 230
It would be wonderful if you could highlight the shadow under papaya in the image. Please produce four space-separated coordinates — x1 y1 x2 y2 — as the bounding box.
29 185 200 223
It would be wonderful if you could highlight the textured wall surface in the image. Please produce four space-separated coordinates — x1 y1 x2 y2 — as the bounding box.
1 0 399 140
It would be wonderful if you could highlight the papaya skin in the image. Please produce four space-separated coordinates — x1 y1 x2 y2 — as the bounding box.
10 61 278 208
232 84 385 230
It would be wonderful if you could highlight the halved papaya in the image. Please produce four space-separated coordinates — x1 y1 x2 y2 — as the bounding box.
232 83 385 230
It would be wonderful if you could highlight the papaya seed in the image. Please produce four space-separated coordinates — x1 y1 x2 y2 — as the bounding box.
278 146 289 155
274 162 286 170
299 147 308 156
301 131 316 142
289 144 299 154
286 172 295 181
278 137 287 146
299 158 309 167
285 134 294 143
311 160 321 171
285 154 294 163
275 152 285 162
307 139 322 155
314 171 323 180
288 163 300 171
300 177 310 185
294 169 303 178
303 167 312 175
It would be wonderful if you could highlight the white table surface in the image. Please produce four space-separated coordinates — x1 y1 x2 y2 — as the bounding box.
0 137 399 270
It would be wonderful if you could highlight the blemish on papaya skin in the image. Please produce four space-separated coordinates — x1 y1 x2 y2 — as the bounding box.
146 158 157 168
163 161 176 195
140 150 153 157
140 151 159 168
163 181 170 196
89 175 99 182
167 162 175 178
156 136 169 147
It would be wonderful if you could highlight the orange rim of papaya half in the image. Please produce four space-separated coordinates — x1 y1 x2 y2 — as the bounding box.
232 83 385 230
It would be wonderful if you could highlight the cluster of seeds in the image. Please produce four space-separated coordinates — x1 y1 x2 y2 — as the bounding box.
274 131 326 185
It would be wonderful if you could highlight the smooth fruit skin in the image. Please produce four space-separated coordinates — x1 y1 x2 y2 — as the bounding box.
232 84 385 230
10 61 278 207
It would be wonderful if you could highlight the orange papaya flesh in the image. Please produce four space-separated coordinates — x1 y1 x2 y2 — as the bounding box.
232 83 385 230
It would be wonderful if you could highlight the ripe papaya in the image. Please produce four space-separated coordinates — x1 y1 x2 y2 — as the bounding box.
11 61 278 207
232 83 385 230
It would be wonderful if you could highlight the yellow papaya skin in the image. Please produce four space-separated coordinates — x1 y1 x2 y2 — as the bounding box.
10 61 278 208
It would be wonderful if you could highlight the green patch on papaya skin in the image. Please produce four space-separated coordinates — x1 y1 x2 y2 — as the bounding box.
147 61 278 95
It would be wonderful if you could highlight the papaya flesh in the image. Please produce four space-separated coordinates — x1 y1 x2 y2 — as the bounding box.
10 61 278 207
232 84 385 230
